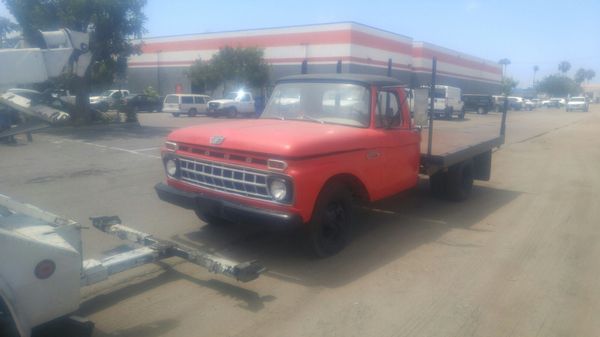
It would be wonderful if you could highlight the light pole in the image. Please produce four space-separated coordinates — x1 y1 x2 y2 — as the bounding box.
156 50 162 95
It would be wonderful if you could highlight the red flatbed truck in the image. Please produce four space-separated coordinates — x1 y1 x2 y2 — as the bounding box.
155 72 506 257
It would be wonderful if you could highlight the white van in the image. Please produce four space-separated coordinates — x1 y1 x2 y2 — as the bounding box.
163 94 211 117
432 85 464 119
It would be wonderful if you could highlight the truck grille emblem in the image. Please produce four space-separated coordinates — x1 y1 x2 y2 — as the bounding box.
210 135 225 145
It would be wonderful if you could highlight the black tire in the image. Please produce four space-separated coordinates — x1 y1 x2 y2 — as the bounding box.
195 209 229 226
188 108 198 117
446 160 474 201
172 113 180 117
307 183 352 257
429 171 447 198
0 299 19 337
227 107 238 118
445 107 452 120
459 108 466 120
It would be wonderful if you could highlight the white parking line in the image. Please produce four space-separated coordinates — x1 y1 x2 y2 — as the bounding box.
131 147 161 152
40 135 161 159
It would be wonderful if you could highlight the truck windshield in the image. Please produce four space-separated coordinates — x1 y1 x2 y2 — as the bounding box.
261 82 370 127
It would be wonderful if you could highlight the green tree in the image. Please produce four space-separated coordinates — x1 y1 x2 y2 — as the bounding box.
0 16 19 48
188 46 270 95
3 0 147 123
501 76 518 95
558 61 571 75
574 68 587 85
536 74 579 97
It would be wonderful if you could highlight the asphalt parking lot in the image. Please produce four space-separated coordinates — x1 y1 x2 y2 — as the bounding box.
2 106 599 337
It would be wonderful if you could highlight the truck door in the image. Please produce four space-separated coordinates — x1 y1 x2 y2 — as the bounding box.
374 88 420 197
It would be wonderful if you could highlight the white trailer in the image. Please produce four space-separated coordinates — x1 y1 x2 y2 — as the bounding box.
0 194 264 337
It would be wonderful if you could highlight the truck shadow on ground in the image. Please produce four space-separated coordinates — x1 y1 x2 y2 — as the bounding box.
173 178 520 289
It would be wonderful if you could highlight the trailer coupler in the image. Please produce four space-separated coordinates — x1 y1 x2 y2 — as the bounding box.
82 216 265 285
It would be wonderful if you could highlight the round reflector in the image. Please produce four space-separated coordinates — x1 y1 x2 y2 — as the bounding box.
34 259 56 279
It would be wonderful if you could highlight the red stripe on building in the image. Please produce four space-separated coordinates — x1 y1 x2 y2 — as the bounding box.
141 30 353 53
350 30 413 54
412 47 501 75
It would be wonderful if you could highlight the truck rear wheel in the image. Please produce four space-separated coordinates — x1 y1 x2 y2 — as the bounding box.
429 171 447 197
446 160 474 201
307 183 352 257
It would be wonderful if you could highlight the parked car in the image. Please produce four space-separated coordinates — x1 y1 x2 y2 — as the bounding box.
206 91 256 118
162 94 211 117
89 90 130 111
523 99 535 111
429 85 464 119
507 96 523 110
462 94 494 114
544 98 565 108
124 94 163 112
566 97 589 112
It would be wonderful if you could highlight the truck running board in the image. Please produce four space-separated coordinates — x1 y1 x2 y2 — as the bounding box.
82 216 265 285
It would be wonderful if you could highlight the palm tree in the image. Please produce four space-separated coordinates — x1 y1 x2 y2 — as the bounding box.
533 65 539 85
498 58 511 78
558 61 571 75
585 69 596 84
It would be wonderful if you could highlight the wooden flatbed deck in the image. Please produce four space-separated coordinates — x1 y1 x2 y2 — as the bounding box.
419 120 504 172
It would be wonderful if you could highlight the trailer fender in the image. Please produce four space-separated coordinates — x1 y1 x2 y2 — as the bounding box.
0 276 30 337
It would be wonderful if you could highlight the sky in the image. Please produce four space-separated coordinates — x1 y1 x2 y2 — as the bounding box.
2 0 599 87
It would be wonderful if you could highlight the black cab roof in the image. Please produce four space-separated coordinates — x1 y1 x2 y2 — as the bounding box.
277 73 404 87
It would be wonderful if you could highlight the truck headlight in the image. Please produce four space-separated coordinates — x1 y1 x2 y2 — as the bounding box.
268 177 292 203
165 158 178 177
165 141 178 152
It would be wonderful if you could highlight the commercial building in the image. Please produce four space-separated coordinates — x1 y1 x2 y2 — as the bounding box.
127 22 502 96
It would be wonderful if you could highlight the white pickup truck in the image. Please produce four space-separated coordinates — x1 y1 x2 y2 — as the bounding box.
206 91 255 118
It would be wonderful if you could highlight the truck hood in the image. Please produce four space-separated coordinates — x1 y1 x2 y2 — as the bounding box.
168 119 371 158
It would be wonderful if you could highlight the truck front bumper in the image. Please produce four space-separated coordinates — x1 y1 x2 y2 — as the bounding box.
155 182 302 228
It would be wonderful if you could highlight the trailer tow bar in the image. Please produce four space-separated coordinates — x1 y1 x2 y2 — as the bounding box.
82 216 265 285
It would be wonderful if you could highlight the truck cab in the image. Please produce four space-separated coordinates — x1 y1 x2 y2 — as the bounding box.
156 74 419 256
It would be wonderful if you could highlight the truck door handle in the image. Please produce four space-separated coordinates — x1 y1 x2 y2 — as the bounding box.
367 150 380 159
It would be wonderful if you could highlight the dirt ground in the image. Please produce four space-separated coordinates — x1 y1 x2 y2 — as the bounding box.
3 106 599 337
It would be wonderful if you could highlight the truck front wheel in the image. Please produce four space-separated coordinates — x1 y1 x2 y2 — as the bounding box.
307 183 352 257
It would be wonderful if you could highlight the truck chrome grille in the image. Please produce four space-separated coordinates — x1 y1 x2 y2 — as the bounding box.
178 157 271 200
